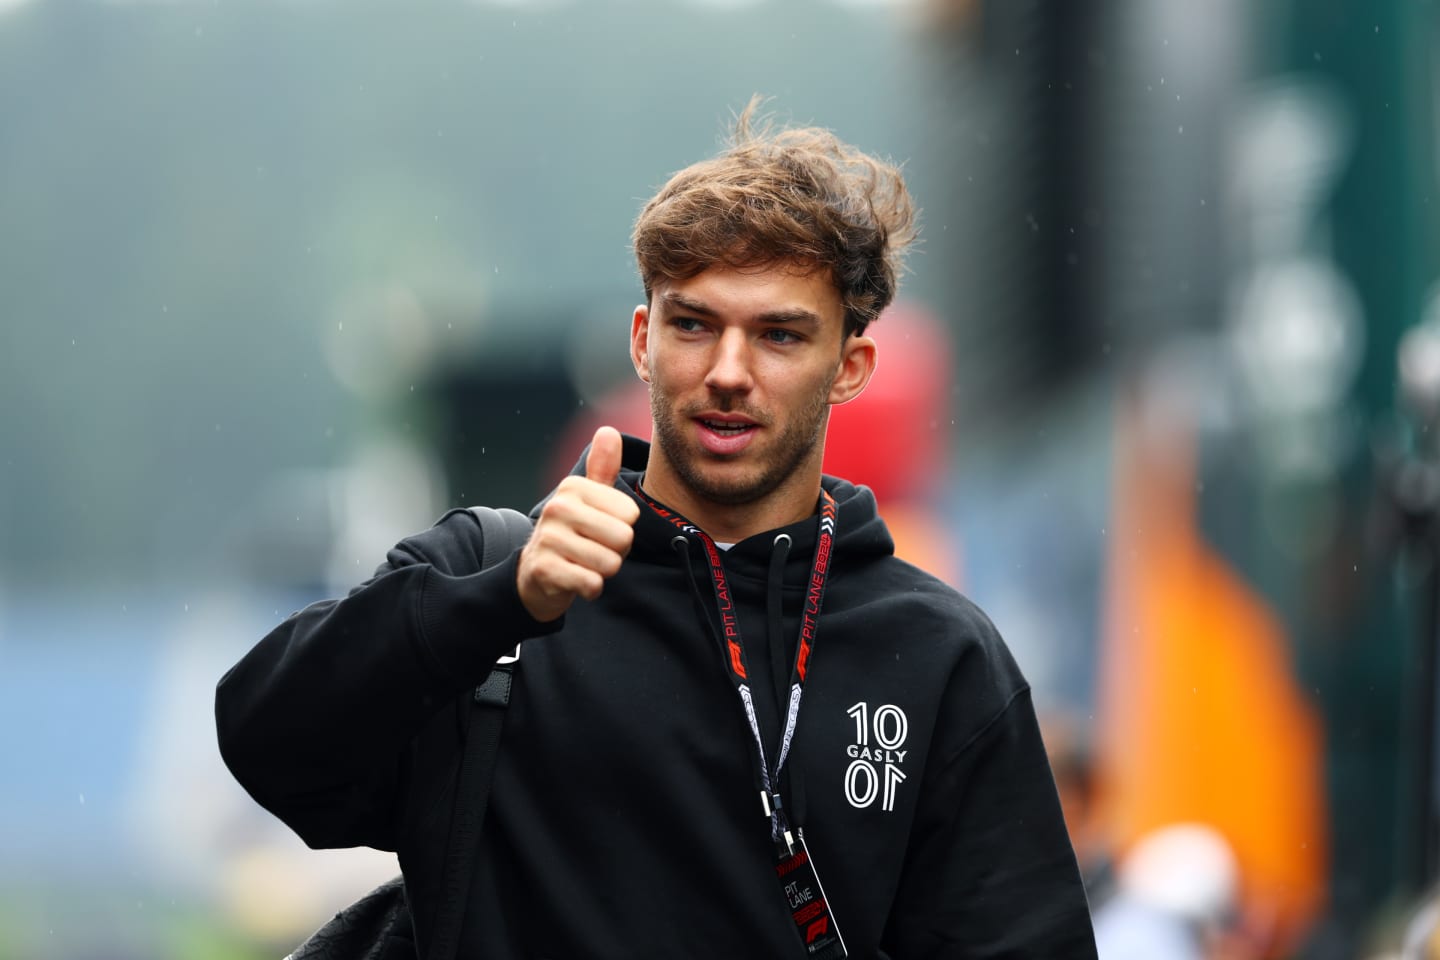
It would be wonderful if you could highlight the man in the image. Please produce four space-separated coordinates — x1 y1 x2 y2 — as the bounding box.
216 105 1097 958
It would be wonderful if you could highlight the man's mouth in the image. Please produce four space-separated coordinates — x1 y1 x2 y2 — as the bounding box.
698 419 756 436
691 414 762 455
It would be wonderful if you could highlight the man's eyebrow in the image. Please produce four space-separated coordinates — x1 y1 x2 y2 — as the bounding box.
755 308 822 328
660 292 718 316
660 292 822 328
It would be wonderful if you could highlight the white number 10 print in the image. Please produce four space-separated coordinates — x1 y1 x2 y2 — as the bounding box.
844 701 909 811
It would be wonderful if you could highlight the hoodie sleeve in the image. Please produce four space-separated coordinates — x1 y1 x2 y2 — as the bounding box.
214 510 561 852
883 622 1098 958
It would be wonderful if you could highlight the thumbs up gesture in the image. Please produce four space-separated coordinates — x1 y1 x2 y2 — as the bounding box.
517 426 642 622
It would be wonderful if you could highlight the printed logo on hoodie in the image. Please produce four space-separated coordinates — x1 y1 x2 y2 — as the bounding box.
843 701 909 811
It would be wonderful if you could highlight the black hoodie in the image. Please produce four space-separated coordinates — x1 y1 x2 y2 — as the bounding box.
216 436 1096 959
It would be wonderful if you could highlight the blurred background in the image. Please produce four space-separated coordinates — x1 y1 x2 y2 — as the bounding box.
2 0 1438 957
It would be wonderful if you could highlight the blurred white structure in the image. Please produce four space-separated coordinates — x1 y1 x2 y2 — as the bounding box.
1093 823 1241 960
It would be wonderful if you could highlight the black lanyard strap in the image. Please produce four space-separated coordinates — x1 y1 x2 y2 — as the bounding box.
640 485 838 852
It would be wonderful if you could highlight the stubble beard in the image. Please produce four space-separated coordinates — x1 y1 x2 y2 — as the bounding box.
650 386 831 508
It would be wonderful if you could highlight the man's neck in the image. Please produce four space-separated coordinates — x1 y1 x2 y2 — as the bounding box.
637 462 822 545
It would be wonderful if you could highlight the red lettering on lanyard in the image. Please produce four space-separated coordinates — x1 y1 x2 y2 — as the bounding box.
797 529 829 680
793 900 827 926
699 536 745 676
728 639 747 678
775 848 810 877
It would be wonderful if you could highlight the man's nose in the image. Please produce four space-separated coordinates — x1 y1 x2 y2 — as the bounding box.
704 328 755 394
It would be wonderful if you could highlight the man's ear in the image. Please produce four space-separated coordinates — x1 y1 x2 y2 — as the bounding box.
829 334 877 405
630 304 651 383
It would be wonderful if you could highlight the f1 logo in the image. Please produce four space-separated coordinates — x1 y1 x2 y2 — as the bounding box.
805 917 830 944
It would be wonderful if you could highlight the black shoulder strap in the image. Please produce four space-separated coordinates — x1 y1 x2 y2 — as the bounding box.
474 506 535 570
426 506 533 960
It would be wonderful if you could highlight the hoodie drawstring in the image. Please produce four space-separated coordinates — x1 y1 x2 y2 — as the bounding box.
765 534 792 723
670 535 724 655
671 535 771 806
765 532 807 832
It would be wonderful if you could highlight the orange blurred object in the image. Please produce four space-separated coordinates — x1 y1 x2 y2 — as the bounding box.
1095 387 1328 955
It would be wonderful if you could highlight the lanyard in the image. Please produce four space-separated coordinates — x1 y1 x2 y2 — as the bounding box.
638 485 838 853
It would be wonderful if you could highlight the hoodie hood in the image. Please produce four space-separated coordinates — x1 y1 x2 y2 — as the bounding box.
544 433 895 583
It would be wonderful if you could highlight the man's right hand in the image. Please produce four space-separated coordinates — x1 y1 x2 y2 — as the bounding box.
517 426 641 622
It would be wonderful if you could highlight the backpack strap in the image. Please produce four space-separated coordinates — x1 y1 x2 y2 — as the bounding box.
474 506 535 570
426 506 533 960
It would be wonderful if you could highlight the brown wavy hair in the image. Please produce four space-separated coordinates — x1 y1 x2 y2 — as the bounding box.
632 97 918 338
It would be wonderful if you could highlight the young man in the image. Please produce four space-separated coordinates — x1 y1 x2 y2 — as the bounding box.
217 108 1097 958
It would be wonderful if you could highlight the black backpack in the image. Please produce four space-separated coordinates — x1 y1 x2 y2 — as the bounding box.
285 506 534 960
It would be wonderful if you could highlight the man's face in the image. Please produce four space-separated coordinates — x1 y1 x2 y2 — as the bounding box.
630 262 875 513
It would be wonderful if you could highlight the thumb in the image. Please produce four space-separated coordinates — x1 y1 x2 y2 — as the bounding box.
585 425 624 486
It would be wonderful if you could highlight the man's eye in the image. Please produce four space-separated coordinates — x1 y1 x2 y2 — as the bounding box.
765 329 800 344
673 317 704 333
